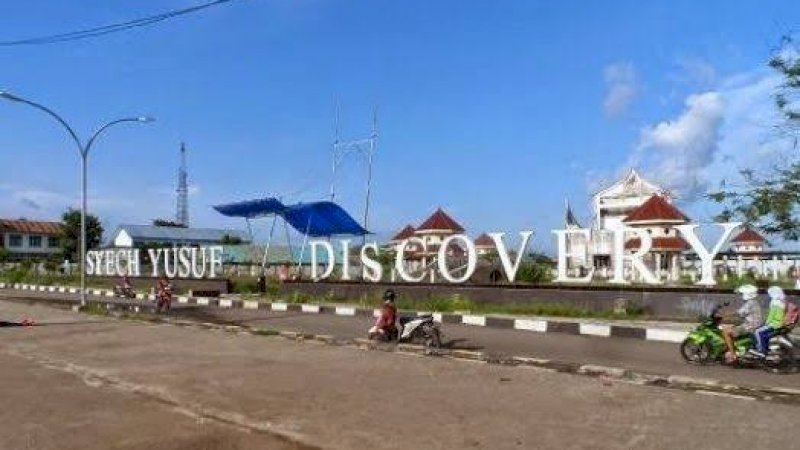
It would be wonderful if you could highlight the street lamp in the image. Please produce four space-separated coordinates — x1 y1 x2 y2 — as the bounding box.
0 90 153 306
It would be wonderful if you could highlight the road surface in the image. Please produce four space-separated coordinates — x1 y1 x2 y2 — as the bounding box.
174 304 800 391
2 299 800 450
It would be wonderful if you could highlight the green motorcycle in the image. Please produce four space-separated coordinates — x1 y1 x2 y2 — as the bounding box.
680 302 797 373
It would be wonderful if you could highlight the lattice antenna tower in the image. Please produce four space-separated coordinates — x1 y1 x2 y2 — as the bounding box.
176 142 189 227
330 105 378 234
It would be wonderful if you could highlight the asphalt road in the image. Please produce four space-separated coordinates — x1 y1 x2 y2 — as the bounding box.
2 290 799 391
173 305 800 391
3 299 800 450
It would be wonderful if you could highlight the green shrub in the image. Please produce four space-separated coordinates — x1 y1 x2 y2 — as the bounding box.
516 262 553 284
230 277 259 294
288 291 312 304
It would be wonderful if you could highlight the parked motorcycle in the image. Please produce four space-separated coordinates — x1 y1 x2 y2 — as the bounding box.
370 314 443 348
113 285 136 299
680 302 797 373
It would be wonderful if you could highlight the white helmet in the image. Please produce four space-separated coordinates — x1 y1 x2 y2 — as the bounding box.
736 284 758 300
767 286 785 301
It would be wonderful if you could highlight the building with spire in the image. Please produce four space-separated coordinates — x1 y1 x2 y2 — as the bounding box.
562 169 800 284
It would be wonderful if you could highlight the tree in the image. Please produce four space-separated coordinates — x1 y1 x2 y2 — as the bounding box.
709 37 800 241
770 36 800 128
152 218 186 228
60 208 104 262
0 247 9 263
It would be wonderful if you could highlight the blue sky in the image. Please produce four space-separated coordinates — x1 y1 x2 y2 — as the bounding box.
0 0 798 253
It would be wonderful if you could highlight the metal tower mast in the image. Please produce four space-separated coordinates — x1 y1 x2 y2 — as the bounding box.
330 106 378 236
176 142 189 227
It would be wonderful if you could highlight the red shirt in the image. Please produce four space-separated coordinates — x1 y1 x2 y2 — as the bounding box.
376 304 397 329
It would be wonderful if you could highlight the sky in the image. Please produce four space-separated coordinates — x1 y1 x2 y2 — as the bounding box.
0 0 798 254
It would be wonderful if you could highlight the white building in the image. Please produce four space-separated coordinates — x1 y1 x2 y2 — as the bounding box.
0 218 63 260
565 169 800 284
110 224 250 248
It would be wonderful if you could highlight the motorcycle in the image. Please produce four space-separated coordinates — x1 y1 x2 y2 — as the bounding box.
370 314 443 348
113 285 136 299
680 302 797 373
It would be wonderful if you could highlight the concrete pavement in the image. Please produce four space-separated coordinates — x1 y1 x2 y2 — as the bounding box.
2 299 800 450
175 305 800 391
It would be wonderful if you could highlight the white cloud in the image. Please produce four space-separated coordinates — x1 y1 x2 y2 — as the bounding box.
603 62 639 117
632 91 725 199
629 68 793 205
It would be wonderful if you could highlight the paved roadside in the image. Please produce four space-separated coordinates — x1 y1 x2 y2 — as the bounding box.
179 306 800 391
2 289 799 392
2 299 800 450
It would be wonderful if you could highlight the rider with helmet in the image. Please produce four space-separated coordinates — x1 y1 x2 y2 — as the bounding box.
720 284 763 363
369 289 398 340
752 286 788 358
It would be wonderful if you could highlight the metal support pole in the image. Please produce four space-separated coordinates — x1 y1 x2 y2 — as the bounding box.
0 91 152 307
80 154 87 305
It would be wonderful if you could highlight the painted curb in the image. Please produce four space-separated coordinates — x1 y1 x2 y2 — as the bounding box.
0 284 699 344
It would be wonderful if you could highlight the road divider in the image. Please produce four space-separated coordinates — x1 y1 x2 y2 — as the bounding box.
0 284 694 344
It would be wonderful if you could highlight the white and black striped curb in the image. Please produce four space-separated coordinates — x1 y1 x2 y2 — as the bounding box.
0 283 691 343
90 308 800 406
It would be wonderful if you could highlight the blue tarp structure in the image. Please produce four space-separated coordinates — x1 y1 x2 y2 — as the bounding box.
212 197 285 219
212 197 368 237
283 201 368 237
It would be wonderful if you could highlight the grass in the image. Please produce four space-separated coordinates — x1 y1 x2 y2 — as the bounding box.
274 290 648 320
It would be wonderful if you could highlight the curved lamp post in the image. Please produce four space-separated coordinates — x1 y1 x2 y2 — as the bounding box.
0 90 153 306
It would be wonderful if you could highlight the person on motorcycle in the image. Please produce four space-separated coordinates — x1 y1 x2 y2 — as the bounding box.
752 286 788 358
156 278 173 313
720 284 762 363
369 289 398 339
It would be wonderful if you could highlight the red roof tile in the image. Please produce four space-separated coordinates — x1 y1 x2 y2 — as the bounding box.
415 208 465 233
731 228 765 243
391 225 416 241
623 195 689 224
0 219 62 236
625 237 689 251
474 233 495 247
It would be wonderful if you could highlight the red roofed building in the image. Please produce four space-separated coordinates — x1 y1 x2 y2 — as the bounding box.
730 227 766 253
389 225 416 244
415 208 465 234
621 195 690 281
474 233 496 256
414 208 465 257
0 218 63 259
622 195 689 225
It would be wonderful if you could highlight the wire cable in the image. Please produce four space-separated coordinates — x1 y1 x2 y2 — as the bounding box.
0 0 237 46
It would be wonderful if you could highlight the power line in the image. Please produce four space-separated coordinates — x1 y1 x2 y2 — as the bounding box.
0 0 238 46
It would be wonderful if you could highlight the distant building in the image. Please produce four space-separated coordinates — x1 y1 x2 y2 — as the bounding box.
0 218 63 260
389 225 419 255
109 224 250 248
414 208 466 259
622 194 690 280
730 227 767 253
474 233 496 256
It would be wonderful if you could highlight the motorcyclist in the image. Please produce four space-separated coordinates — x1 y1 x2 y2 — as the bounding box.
369 289 398 340
156 278 173 313
116 275 133 297
720 284 762 363
752 286 788 358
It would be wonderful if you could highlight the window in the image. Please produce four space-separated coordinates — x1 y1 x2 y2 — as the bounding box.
9 234 22 247
664 228 670 235
48 236 59 248
29 236 42 248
